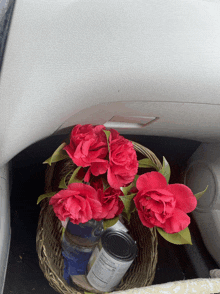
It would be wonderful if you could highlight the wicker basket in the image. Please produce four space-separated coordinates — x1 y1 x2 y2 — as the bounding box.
36 141 161 294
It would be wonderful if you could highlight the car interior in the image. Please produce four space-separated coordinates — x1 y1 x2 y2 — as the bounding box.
1 1 220 293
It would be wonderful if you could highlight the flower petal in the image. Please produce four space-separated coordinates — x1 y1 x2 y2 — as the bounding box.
84 168 91 183
166 184 197 213
142 198 166 214
90 161 109 176
49 190 74 204
136 210 155 228
147 189 174 202
163 208 191 234
107 167 123 189
68 182 96 196
136 172 168 191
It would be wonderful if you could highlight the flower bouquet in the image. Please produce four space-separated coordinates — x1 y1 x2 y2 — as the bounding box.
38 124 207 244
37 124 207 293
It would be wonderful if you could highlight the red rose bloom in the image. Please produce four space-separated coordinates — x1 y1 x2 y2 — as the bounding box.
63 124 109 181
107 129 138 189
91 179 124 220
49 183 102 224
134 172 197 234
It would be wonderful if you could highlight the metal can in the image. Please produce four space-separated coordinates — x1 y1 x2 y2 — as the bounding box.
65 219 104 247
86 229 137 292
62 219 103 284
108 219 128 233
62 234 94 277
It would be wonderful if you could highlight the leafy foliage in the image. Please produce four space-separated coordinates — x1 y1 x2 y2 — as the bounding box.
43 142 69 165
103 130 111 153
194 186 208 201
159 157 171 183
157 227 192 245
138 158 159 171
37 192 57 204
103 216 119 230
119 193 136 222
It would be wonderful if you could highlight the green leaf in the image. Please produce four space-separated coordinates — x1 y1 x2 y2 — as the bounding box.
103 130 111 152
121 175 139 196
138 158 159 171
43 142 69 166
101 178 110 191
130 200 137 214
119 194 136 212
133 174 139 186
121 211 133 223
124 211 132 223
159 157 171 183
121 183 134 196
194 185 208 201
103 216 119 230
59 170 76 189
103 130 111 141
68 166 82 185
84 291 96 294
61 227 66 241
59 177 67 189
59 173 70 189
157 227 192 245
59 176 67 189
37 192 57 204
119 194 136 222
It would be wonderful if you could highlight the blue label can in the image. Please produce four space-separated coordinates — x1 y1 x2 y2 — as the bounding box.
66 219 103 246
62 235 93 277
62 219 103 284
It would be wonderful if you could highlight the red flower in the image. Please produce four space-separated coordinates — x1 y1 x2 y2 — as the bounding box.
49 183 102 224
107 129 138 189
63 124 109 181
134 172 197 234
91 179 124 220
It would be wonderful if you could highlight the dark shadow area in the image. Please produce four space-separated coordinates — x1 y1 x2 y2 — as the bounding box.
4 135 66 294
3 134 217 293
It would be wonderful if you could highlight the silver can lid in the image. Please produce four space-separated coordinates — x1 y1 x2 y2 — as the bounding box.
101 229 137 262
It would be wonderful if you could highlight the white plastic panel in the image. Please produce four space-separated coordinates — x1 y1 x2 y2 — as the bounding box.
1 0 220 166
103 116 158 129
56 101 220 142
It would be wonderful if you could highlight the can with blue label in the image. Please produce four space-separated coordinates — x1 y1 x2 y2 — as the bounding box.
62 219 103 284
